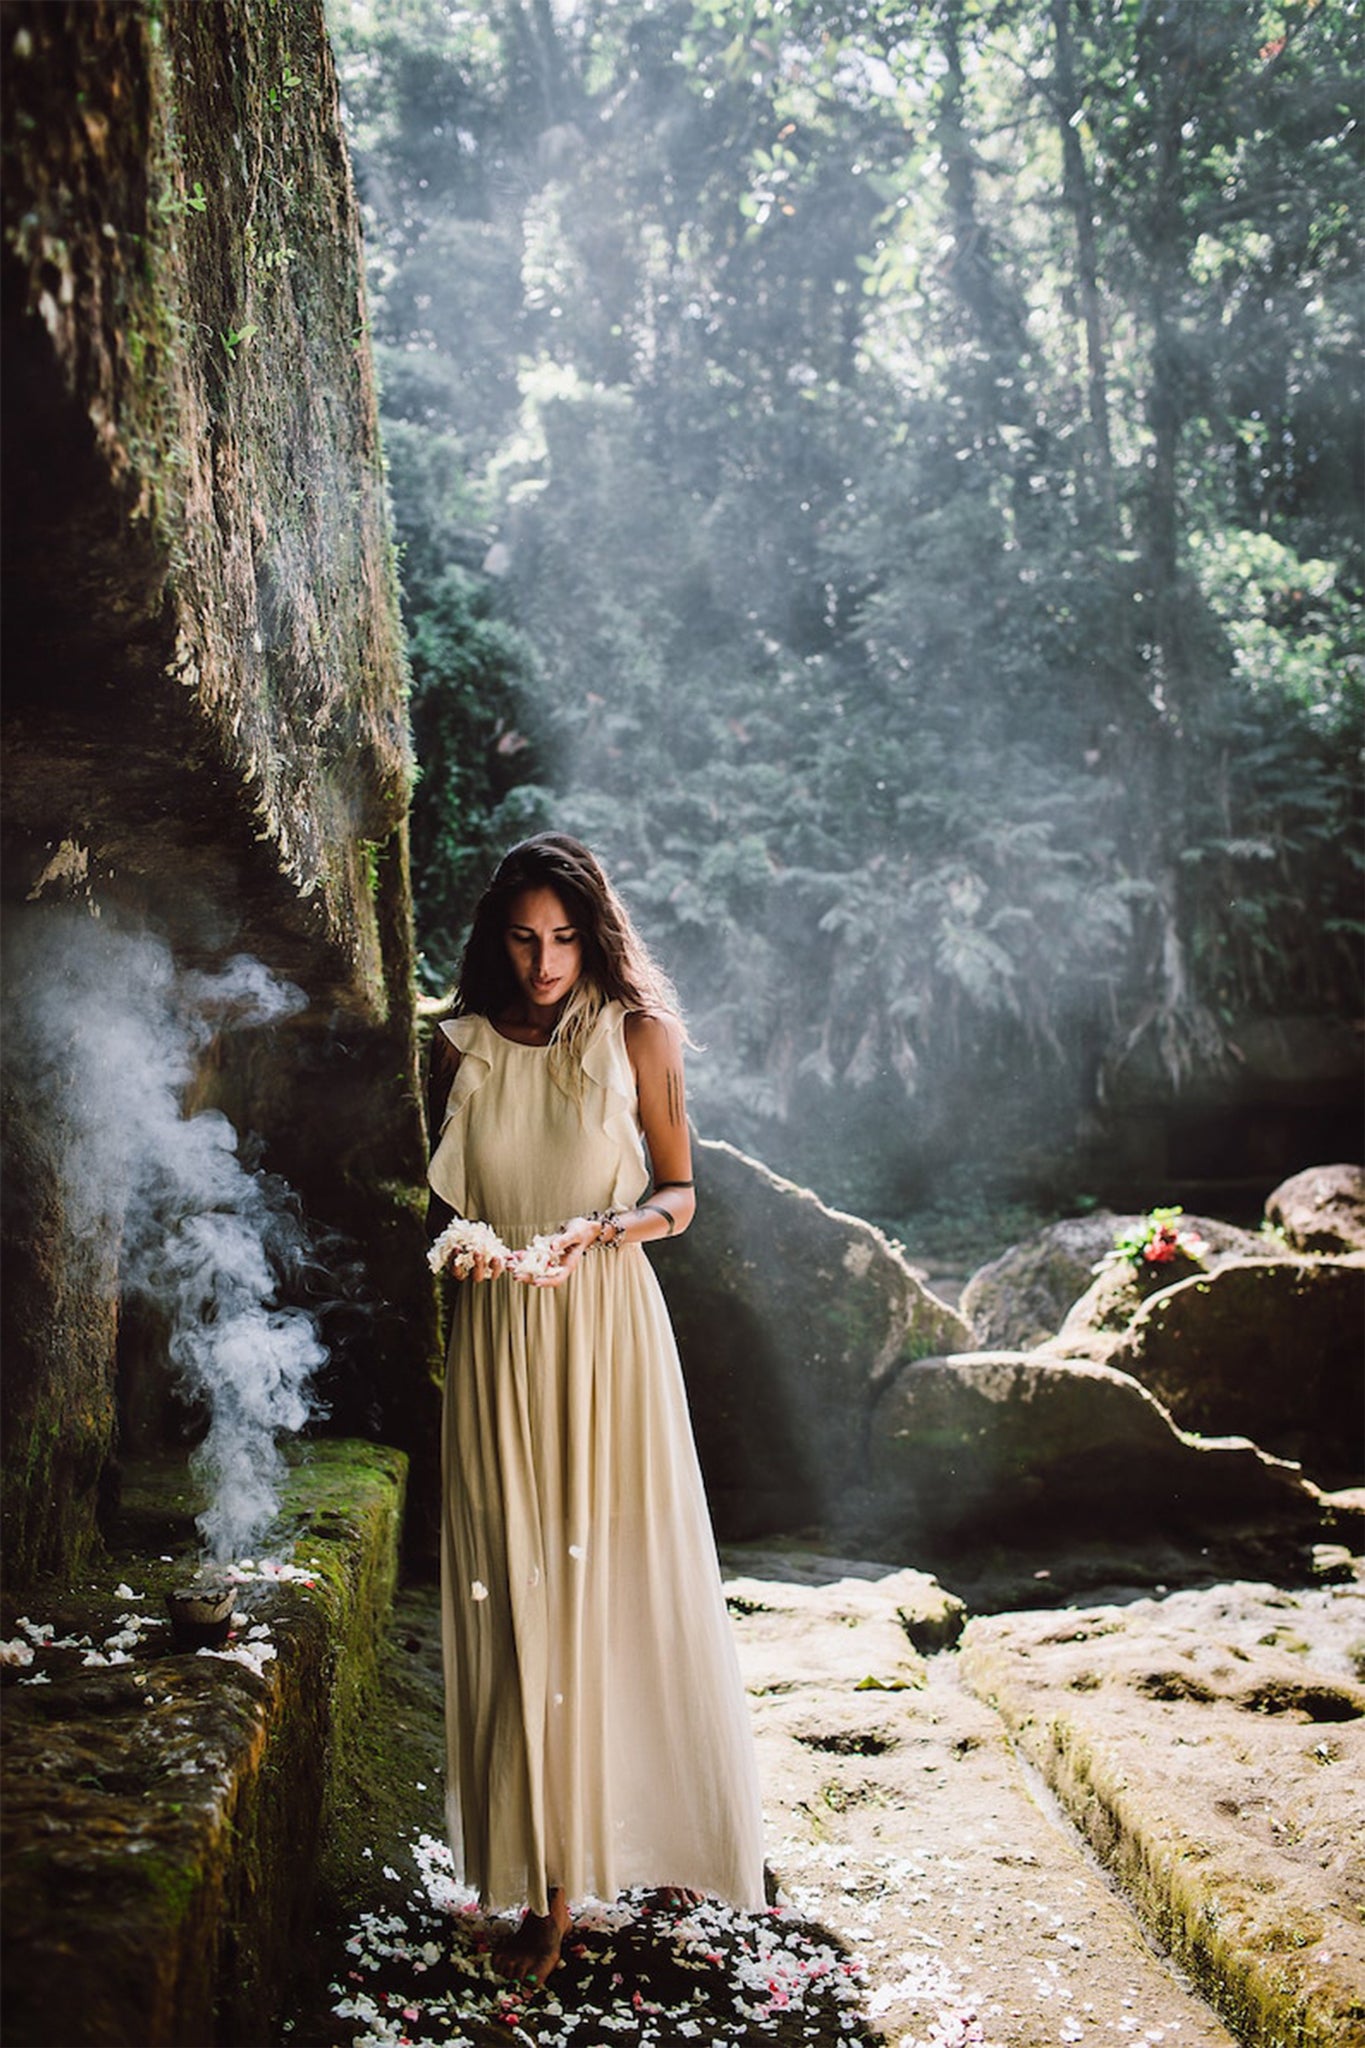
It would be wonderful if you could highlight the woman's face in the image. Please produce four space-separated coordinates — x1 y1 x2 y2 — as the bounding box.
504 886 584 1012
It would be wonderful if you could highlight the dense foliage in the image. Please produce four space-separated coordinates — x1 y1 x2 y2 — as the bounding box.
331 0 1362 1214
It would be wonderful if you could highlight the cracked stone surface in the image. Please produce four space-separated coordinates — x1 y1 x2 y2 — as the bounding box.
734 1555 1239 2048
959 1573 1365 2046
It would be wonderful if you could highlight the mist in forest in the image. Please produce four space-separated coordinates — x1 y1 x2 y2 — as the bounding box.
329 0 1362 1222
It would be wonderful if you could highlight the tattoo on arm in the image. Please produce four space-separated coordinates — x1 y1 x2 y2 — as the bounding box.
665 1067 684 1128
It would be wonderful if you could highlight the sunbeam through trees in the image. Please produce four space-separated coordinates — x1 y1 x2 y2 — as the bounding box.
329 0 1362 1220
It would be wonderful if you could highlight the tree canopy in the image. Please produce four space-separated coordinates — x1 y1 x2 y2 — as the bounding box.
329 0 1362 1216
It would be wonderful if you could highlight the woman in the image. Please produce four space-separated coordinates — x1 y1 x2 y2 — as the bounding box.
426 833 765 1987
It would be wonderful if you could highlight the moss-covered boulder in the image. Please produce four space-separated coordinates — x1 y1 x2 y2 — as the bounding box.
853 1350 1323 1553
961 1211 1278 1353
1101 1259 1365 1487
1266 1163 1365 1255
1049 1237 1364 1486
657 1139 970 1539
959 1211 1133 1351
1054 1251 1213 1360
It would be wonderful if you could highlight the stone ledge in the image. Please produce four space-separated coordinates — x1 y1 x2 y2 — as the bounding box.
0 1441 406 2048
959 1580 1365 2047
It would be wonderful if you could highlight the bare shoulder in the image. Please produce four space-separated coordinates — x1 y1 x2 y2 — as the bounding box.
624 1007 684 1070
625 1009 691 1145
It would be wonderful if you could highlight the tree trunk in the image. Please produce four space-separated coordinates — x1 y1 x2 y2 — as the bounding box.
936 0 1025 410
1048 0 1115 535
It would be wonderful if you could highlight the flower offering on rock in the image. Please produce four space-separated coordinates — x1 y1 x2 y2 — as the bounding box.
1111 1205 1207 1270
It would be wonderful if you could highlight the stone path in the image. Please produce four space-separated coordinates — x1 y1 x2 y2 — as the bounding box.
958 1574 1365 2044
729 1559 1238 2048
288 1545 1365 2048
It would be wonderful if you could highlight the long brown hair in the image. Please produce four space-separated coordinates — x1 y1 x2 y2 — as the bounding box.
451 834 684 1073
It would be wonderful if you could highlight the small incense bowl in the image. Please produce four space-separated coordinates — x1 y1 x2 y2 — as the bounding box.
166 1579 235 1650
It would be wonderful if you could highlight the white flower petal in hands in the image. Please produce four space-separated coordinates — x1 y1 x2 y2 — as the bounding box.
427 1218 513 1277
428 1220 571 1281
508 1232 564 1280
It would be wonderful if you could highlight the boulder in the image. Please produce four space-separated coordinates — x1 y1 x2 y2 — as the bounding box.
850 1350 1323 1553
658 1139 971 1539
1102 1258 1365 1485
1054 1253 1209 1364
960 1212 1129 1350
962 1210 1276 1352
1266 1163 1365 1255
1051 1242 1364 1485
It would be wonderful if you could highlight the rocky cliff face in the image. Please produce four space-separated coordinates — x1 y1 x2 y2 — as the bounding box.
1 0 439 1584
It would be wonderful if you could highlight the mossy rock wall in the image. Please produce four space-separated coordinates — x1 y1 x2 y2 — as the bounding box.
3 0 411 976
1 0 441 1589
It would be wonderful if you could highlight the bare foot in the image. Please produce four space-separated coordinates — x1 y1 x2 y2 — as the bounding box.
652 1885 704 1911
495 1887 571 1989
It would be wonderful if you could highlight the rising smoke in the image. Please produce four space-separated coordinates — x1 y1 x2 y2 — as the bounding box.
3 908 326 1561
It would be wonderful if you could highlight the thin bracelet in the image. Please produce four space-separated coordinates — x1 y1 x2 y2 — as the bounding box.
652 1179 694 1190
639 1201 676 1235
588 1208 626 1250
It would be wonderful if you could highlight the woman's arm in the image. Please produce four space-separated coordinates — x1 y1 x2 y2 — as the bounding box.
426 1026 460 1141
623 1009 696 1238
425 1028 460 1244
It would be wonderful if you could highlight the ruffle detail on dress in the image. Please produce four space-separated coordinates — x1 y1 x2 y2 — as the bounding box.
579 1002 649 1210
427 1017 492 1214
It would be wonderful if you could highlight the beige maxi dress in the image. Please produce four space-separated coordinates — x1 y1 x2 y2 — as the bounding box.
428 1000 766 1917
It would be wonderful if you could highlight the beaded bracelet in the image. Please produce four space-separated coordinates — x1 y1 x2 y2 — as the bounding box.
588 1208 627 1251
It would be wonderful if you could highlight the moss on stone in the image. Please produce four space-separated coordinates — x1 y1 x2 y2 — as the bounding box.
0 1082 121 1584
961 1599 1365 2048
1045 1722 1355 2046
0 1441 405 2048
1114 1258 1365 1486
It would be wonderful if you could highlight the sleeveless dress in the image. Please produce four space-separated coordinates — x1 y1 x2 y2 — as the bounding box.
428 1001 766 1917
